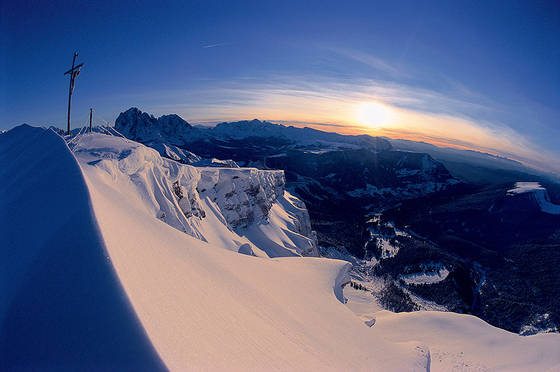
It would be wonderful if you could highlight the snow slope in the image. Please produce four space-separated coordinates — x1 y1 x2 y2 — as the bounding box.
372 310 560 371
3 125 560 371
73 130 425 370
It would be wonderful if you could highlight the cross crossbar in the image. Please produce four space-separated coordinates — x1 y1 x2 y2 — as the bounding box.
64 62 84 75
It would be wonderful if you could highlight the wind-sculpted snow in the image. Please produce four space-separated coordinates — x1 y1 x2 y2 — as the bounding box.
0 126 164 370
72 134 208 240
149 142 202 164
71 132 318 257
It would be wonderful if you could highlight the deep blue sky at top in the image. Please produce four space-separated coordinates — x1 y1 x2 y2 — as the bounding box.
1 0 558 161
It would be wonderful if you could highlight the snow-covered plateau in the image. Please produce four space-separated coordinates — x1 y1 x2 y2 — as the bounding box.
507 181 560 215
1 125 559 371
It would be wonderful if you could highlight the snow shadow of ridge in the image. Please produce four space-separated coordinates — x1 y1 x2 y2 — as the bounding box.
0 125 165 371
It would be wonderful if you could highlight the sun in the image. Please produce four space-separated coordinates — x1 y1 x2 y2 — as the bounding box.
356 101 395 128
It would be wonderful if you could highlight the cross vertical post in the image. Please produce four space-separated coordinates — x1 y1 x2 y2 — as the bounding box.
64 52 84 135
89 108 93 132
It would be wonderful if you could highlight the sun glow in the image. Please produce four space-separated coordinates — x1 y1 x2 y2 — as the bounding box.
356 101 395 128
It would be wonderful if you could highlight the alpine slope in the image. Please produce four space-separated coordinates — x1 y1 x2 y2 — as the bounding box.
1 125 559 371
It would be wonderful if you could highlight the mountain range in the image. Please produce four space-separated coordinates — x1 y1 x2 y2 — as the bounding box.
112 107 560 335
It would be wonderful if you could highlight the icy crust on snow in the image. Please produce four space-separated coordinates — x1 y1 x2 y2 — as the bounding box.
0 126 164 370
71 133 318 257
507 181 560 215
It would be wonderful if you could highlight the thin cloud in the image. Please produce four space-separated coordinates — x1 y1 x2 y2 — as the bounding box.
117 74 560 175
325 47 403 76
202 42 230 49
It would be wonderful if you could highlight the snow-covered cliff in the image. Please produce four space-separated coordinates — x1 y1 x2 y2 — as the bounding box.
71 133 319 257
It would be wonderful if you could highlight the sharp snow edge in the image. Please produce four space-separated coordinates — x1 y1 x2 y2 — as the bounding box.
0 125 165 370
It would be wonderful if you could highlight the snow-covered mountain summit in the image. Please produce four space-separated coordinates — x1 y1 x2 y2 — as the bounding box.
2 124 560 370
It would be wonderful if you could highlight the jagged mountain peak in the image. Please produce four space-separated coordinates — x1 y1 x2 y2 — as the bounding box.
115 107 192 143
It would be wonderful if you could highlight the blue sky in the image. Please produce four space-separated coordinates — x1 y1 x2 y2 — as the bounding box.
1 0 559 172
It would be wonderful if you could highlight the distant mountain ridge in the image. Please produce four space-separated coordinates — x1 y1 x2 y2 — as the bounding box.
115 107 392 152
114 107 553 186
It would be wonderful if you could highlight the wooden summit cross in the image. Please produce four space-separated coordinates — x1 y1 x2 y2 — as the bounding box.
64 52 84 135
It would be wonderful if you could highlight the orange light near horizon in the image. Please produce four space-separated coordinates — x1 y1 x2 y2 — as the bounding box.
356 101 395 128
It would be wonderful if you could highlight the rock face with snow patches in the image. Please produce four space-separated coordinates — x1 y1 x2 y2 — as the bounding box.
198 167 285 228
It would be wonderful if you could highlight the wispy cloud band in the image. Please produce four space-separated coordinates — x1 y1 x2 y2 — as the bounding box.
113 72 560 175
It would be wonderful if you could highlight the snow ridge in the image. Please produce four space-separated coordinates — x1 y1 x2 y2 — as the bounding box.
0 126 164 369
